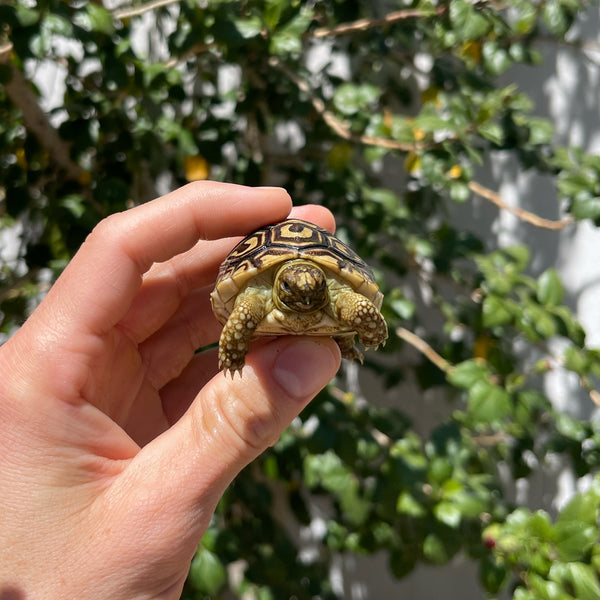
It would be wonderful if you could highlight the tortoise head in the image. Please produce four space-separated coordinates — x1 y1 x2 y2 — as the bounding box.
274 260 329 313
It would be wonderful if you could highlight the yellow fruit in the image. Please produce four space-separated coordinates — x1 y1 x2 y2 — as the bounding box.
184 155 210 181
404 151 422 174
448 165 463 179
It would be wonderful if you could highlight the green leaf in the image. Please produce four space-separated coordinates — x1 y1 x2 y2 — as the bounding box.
528 510 555 539
542 0 572 36
270 31 302 55
556 488 600 526
564 346 591 375
269 9 312 55
480 555 509 594
554 491 600 561
304 451 356 496
450 0 490 40
188 546 227 594
396 491 427 517
528 573 569 600
513 589 539 600
333 83 380 116
74 4 114 35
479 122 504 145
468 380 512 422
565 563 600 600
512 0 538 34
552 306 586 345
233 16 264 39
569 192 600 223
340 483 371 526
505 245 531 270
554 521 599 561
522 303 558 339
482 295 514 328
449 182 470 203
428 457 453 484
529 117 555 145
423 534 451 564
365 187 402 211
448 359 489 389
16 5 40 26
555 412 588 441
434 501 462 528
263 0 286 30
537 268 564 306
60 195 86 219
414 107 450 133
482 41 512 75
279 8 312 36
390 298 416 320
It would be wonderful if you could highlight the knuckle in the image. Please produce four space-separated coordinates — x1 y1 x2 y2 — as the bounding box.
193 383 280 457
89 212 123 242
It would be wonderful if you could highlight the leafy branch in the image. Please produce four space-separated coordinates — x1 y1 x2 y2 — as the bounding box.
268 56 418 153
271 57 574 231
311 7 446 38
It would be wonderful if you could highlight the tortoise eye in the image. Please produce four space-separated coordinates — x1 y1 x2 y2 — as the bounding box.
281 281 292 293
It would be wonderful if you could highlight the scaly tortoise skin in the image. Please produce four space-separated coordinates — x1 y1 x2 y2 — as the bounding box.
210 218 388 376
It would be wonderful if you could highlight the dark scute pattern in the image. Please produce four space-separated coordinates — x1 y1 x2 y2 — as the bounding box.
217 219 375 284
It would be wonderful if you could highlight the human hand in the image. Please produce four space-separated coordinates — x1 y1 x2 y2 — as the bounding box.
0 182 341 599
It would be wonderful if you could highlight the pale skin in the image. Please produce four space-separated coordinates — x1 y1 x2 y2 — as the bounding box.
0 182 341 600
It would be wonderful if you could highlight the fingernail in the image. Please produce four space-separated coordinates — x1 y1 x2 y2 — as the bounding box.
272 339 339 400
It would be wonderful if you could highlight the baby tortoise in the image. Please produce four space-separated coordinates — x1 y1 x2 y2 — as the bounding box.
210 218 387 376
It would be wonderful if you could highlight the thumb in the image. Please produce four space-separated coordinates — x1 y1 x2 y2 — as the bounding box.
114 336 340 556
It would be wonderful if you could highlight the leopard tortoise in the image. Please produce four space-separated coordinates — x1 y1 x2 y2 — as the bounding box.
210 218 387 376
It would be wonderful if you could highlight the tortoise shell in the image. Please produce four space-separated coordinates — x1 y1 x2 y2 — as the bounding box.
211 219 383 325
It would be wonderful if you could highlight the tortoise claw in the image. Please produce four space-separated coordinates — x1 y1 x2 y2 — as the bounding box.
219 358 245 378
222 365 244 378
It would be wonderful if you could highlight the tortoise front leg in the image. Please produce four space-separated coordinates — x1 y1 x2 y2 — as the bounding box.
219 291 267 376
333 334 363 363
334 291 388 351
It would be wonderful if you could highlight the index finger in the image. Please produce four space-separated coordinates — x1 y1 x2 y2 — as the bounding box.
40 182 293 335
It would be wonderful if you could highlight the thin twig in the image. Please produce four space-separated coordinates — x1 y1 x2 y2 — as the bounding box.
472 432 513 446
164 42 215 68
268 56 418 152
0 42 13 59
396 327 452 373
113 0 180 20
312 7 445 38
468 181 574 230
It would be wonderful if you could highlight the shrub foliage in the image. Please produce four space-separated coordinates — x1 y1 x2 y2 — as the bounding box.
1 0 600 598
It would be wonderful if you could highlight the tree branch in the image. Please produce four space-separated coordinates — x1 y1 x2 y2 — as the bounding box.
468 181 574 230
396 327 452 374
311 7 445 38
112 0 181 20
1 43 83 182
268 57 418 152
